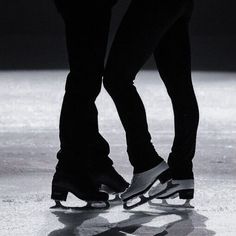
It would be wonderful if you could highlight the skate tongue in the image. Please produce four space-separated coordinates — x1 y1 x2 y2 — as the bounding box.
123 194 152 210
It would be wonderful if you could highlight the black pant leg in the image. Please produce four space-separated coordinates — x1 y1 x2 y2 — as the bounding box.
154 3 199 179
104 0 189 173
55 1 114 172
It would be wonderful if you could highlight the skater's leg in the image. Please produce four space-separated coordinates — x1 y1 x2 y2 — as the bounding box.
104 0 192 207
55 1 114 172
154 1 199 181
104 0 187 173
148 1 198 204
52 1 126 204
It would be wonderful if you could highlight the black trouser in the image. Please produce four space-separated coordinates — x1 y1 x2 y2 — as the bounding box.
104 0 199 178
54 1 117 172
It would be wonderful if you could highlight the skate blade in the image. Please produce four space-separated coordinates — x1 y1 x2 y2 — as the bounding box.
148 199 194 210
123 191 162 210
123 182 171 210
50 200 110 211
170 193 179 199
123 195 149 210
109 194 122 205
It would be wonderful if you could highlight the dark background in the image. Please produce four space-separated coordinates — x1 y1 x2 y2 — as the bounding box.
0 0 235 70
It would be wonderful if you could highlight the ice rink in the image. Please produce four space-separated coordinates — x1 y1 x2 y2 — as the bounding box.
0 70 236 235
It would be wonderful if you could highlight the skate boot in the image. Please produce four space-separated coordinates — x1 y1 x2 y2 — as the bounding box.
121 161 171 209
90 166 129 204
50 170 109 210
148 179 194 209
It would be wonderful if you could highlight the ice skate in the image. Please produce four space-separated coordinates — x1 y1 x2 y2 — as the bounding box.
50 171 109 211
148 179 194 209
121 161 171 210
90 166 129 205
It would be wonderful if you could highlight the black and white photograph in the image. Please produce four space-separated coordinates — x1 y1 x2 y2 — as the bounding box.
0 0 235 235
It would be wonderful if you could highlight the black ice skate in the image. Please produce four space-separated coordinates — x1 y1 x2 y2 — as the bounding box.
90 166 129 205
148 179 194 209
50 171 109 211
121 161 171 210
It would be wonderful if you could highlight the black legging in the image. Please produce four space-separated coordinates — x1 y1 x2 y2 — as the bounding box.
54 1 117 172
104 0 199 178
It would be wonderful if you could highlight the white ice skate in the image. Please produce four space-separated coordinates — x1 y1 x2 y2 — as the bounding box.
121 161 171 209
148 179 194 209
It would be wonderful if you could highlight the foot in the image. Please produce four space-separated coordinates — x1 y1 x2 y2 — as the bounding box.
90 166 129 194
51 170 109 203
149 179 194 199
121 161 170 203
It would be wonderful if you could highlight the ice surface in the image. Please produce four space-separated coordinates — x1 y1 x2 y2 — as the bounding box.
0 71 236 235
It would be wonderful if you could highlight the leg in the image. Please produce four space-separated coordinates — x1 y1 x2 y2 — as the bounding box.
104 0 190 173
148 1 198 206
55 1 114 172
51 1 128 205
154 2 199 180
104 0 192 208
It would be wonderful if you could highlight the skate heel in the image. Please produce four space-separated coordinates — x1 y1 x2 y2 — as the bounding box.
179 189 194 199
51 185 68 201
158 168 172 184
